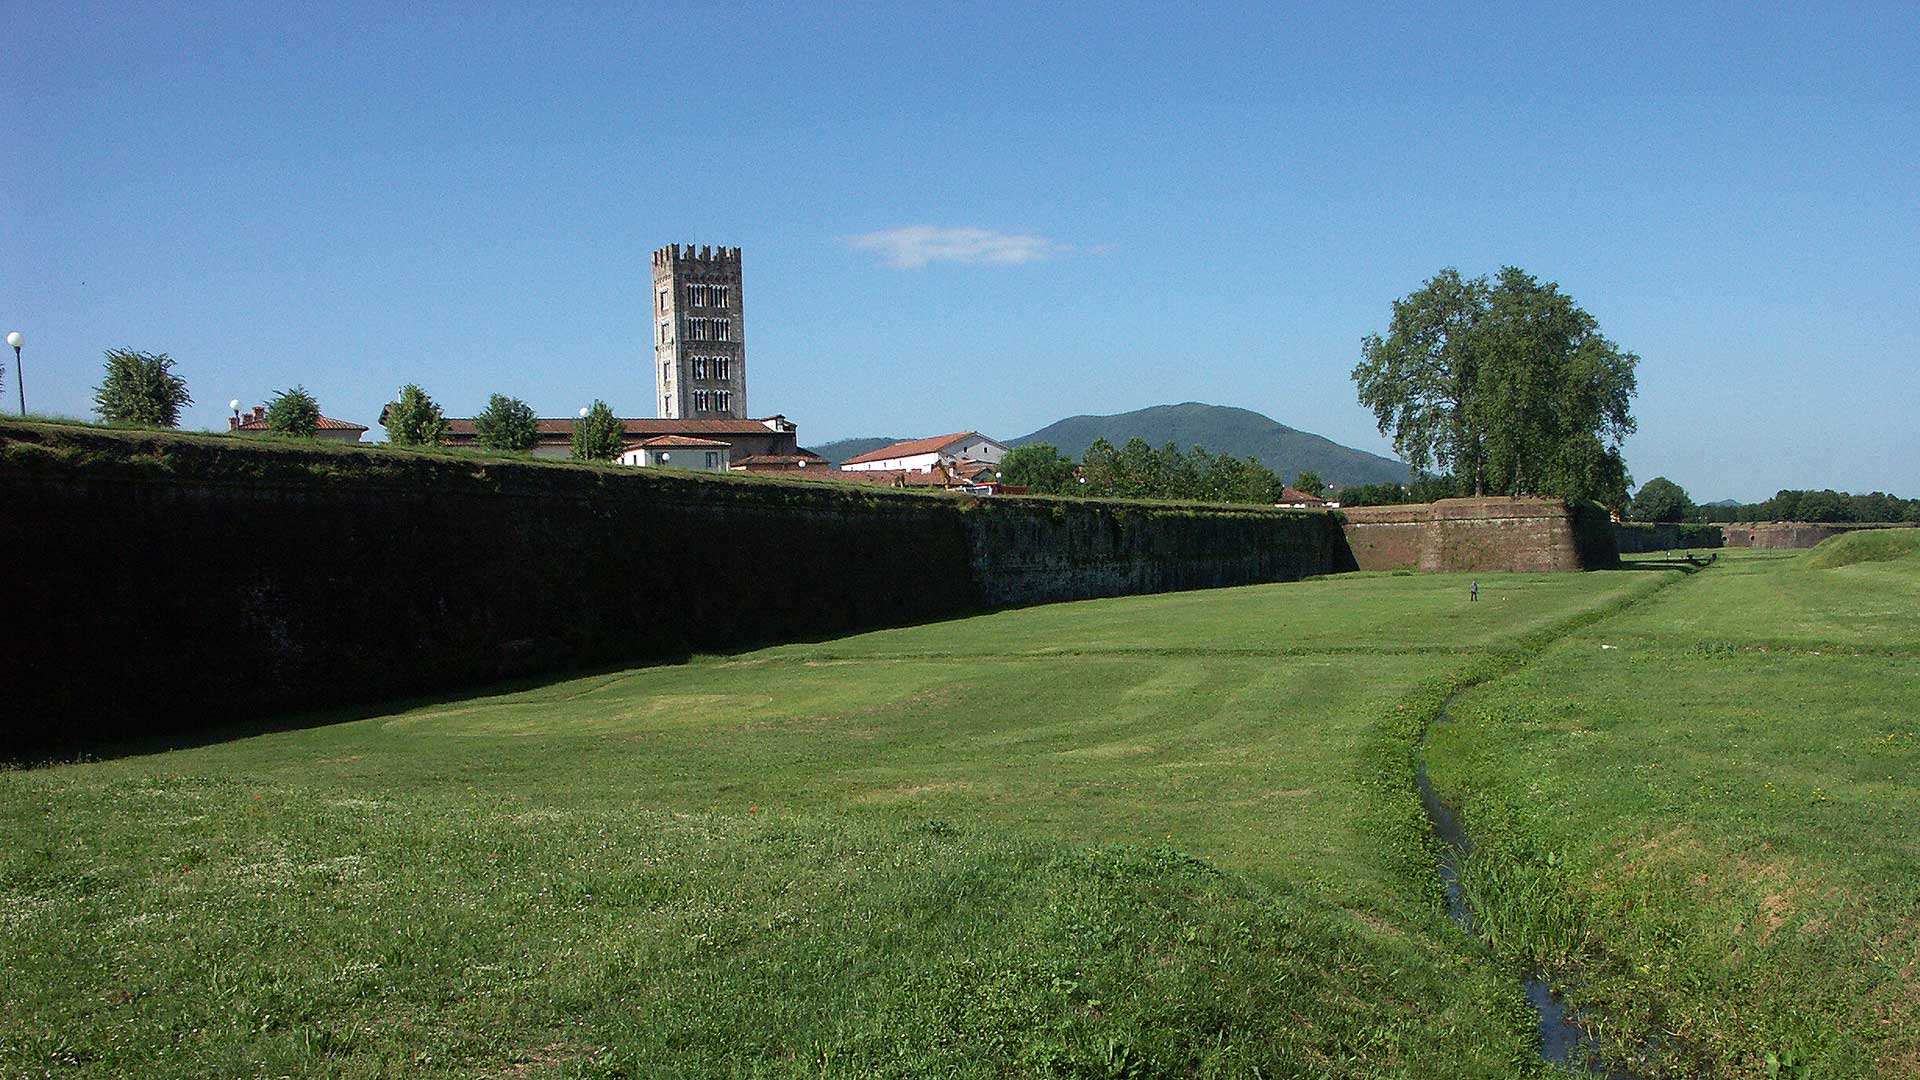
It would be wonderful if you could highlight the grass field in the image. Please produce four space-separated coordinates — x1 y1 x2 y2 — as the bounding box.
3 549 1911 1077
1428 542 1920 1077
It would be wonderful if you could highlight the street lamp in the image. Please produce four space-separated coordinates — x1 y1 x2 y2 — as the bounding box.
5 331 22 416
229 399 243 428
578 406 589 418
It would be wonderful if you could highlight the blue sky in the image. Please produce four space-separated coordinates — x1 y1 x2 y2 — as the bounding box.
4 2 1915 500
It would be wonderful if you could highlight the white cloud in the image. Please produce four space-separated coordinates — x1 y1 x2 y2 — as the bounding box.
845 225 1070 269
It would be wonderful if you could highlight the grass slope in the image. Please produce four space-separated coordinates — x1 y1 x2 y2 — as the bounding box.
1801 526 1920 569
1427 549 1920 1078
1 571 1664 1079
1010 402 1409 486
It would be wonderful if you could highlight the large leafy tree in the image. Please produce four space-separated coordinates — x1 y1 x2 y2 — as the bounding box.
1354 267 1638 507
1352 268 1489 491
996 444 1076 494
264 386 321 437
474 393 539 452
571 400 624 462
381 384 449 447
94 349 192 427
1630 476 1695 523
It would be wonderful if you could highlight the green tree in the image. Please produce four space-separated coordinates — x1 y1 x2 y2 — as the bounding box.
1630 476 1695 523
1354 266 1637 505
571 400 624 461
1113 438 1165 499
474 393 539 452
264 386 321 437
1079 438 1121 496
1294 471 1326 496
1336 481 1409 507
381 383 449 447
93 349 192 427
997 444 1077 494
1353 268 1488 490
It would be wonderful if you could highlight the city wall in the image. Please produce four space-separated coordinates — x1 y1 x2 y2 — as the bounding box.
1614 522 1725 553
1 424 1624 751
1339 497 1617 573
1719 521 1919 549
0 423 1337 749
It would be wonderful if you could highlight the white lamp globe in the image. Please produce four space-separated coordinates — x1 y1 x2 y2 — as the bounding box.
5 331 20 349
578 407 590 418
229 399 242 412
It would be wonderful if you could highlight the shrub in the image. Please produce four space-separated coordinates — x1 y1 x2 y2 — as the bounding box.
474 394 539 453
571 400 624 462
382 384 449 447
93 349 192 427
264 386 321 437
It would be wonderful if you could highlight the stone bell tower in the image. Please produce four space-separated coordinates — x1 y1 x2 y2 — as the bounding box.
652 245 746 419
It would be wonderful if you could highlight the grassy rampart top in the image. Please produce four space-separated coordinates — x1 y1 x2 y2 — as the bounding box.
1801 525 1920 568
0 419 1318 522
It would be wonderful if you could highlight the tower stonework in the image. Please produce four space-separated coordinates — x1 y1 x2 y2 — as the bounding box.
652 245 747 419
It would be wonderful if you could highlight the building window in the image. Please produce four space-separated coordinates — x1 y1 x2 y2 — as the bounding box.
658 288 669 313
684 317 733 342
715 357 730 380
693 390 711 412
714 389 731 412
692 356 709 379
686 283 731 309
705 451 719 469
658 319 672 345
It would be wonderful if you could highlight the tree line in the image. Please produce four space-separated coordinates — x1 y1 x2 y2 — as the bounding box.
76 349 630 461
1622 475 1920 524
997 439 1327 505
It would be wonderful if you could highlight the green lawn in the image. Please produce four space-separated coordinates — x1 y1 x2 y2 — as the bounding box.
1427 547 1920 1078
3 554 1907 1078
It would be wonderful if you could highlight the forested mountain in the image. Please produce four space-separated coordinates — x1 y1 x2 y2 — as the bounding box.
1011 402 1407 486
808 437 901 466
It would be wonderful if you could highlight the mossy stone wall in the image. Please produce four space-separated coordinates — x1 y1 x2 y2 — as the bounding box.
0 423 1334 749
1340 497 1617 572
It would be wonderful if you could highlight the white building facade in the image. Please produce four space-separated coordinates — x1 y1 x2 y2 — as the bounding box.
838 431 1008 474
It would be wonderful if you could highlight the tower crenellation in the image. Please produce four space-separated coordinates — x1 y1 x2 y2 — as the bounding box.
652 244 747 420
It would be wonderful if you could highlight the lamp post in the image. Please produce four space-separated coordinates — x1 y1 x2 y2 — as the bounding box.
5 331 22 416
229 399 243 429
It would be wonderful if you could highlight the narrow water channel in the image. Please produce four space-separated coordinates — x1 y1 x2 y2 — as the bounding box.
1415 704 1649 1079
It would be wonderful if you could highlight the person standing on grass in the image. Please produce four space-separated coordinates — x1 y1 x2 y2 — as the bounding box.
1470 580 1478 602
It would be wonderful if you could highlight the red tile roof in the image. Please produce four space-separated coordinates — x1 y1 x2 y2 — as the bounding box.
732 453 827 467
829 464 974 488
234 415 368 432
444 416 791 438
628 435 732 448
1278 487 1329 506
840 431 983 466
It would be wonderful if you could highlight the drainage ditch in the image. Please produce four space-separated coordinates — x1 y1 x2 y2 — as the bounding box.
1415 703 1650 1079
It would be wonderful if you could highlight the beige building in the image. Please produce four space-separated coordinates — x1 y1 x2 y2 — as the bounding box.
618 435 731 471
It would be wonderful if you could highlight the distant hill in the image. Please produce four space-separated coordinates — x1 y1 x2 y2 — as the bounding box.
1011 402 1408 486
810 437 902 466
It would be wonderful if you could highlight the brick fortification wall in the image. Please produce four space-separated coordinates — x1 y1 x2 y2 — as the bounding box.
1615 522 1726 553
0 423 1338 750
1339 496 1617 572
1720 522 1920 549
